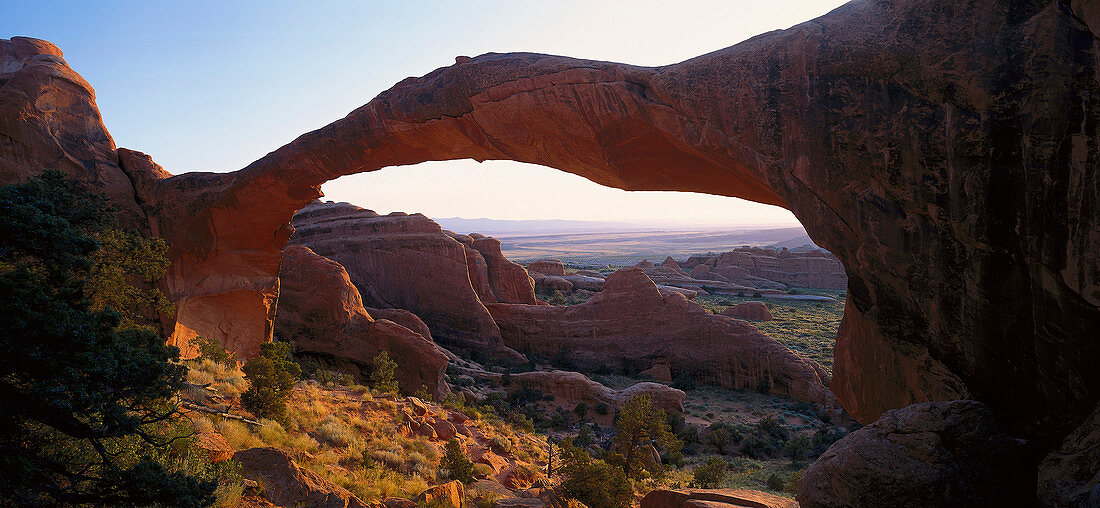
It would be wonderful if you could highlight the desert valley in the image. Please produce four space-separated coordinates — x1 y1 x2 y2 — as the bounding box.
1 0 1099 507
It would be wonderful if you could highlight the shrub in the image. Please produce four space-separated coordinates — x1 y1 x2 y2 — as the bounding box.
490 435 511 454
370 351 399 395
441 439 475 483
610 395 681 478
672 371 696 391
766 473 785 491
783 434 812 462
316 415 354 447
707 421 743 455
558 441 632 508
573 402 589 420
241 342 301 423
752 291 762 298
594 403 610 416
692 457 728 488
190 336 236 366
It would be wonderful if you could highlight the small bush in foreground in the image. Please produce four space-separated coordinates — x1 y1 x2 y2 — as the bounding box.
693 456 728 488
441 439 475 483
241 342 301 423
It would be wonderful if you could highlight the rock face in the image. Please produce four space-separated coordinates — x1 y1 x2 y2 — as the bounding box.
1037 403 1100 507
275 245 449 399
489 269 836 410
233 447 367 508
288 201 524 362
640 488 798 508
0 37 147 230
797 400 1030 508
721 302 774 322
509 370 686 414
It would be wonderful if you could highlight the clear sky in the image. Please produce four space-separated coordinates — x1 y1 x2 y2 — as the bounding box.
3 1 846 226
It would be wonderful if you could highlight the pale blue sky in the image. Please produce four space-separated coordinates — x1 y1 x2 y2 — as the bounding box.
3 1 846 226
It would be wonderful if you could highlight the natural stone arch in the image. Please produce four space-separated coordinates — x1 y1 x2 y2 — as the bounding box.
121 0 1099 452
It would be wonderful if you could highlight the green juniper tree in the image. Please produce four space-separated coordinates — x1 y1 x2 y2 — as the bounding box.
0 171 216 506
609 394 681 478
241 341 301 423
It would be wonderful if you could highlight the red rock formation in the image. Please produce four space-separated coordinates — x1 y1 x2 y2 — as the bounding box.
681 247 846 290
467 236 538 304
5 1 1099 493
276 245 449 399
488 269 837 411
527 260 565 277
509 370 686 414
0 37 147 230
641 488 798 508
288 201 525 363
722 302 774 321
797 401 1029 508
233 447 367 508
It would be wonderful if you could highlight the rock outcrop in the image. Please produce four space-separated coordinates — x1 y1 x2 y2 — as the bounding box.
489 269 836 411
275 245 449 399
288 201 524 363
682 247 846 290
233 447 367 508
0 37 147 230
721 302 774 322
797 400 1029 507
1037 403 1100 507
509 370 686 414
640 488 798 508
527 260 565 277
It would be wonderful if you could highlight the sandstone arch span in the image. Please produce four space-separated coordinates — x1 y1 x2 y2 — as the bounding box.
2 0 1096 456
135 0 1097 449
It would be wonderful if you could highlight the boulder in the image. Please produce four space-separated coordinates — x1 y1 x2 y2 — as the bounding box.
233 447 367 508
289 201 524 363
721 302 773 322
1037 402 1100 507
640 489 797 508
194 431 233 463
797 400 1030 508
537 276 573 293
528 260 565 276
639 364 673 383
431 419 458 440
490 269 835 409
276 245 449 399
559 275 604 292
414 480 464 508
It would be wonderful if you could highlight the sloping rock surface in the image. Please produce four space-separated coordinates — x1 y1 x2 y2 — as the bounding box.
797 400 1029 508
233 447 367 508
641 488 798 508
275 244 449 398
510 370 686 414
